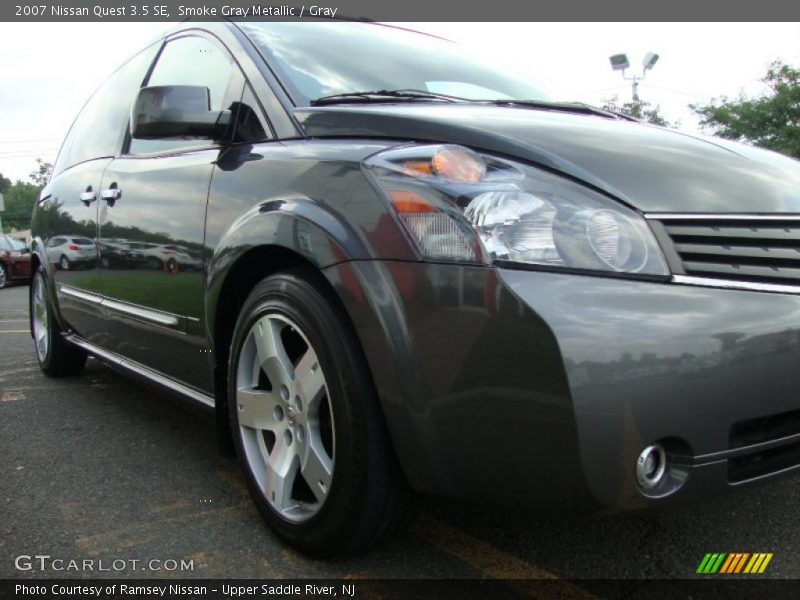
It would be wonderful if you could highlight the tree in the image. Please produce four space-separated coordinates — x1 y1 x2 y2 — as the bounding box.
691 61 800 159
601 95 677 127
0 158 54 232
1 181 39 231
29 158 54 187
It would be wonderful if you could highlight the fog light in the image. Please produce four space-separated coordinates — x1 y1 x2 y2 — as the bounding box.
636 444 667 491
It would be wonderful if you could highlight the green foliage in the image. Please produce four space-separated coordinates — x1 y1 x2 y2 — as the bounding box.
0 158 55 232
2 181 39 231
30 198 95 239
691 61 800 159
601 95 677 127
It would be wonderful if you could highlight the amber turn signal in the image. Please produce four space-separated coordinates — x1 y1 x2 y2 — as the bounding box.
432 147 486 182
401 147 486 184
389 190 436 213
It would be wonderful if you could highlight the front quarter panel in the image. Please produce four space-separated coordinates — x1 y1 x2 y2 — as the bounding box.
204 139 417 338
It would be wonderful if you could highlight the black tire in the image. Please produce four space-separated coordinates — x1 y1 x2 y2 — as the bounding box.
59 255 70 271
228 268 411 556
30 267 87 377
0 263 7 289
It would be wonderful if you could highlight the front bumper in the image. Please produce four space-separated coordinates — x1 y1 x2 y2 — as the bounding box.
326 261 800 511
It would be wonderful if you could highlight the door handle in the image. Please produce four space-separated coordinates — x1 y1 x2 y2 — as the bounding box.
101 184 122 206
80 188 97 206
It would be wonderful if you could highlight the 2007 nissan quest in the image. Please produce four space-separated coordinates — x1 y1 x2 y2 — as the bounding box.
30 21 800 555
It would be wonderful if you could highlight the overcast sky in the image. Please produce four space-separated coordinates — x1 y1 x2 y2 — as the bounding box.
1 22 798 183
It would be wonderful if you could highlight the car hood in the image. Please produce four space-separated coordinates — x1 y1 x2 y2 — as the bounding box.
294 104 800 214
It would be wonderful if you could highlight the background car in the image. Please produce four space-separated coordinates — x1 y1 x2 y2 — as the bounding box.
98 239 146 269
162 245 202 271
124 242 193 272
45 236 96 270
0 234 31 288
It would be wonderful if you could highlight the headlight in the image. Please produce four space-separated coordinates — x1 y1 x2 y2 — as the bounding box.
363 144 669 276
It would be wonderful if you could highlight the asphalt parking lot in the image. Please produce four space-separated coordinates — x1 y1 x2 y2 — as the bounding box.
2 281 799 585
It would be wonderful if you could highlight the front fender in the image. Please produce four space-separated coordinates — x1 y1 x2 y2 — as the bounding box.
205 195 367 340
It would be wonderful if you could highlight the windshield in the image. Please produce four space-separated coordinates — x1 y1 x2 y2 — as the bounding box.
240 22 549 105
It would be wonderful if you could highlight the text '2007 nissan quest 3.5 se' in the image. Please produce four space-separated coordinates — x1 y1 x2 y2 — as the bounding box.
30 21 800 555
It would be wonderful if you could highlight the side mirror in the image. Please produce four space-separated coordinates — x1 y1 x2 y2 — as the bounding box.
131 85 231 140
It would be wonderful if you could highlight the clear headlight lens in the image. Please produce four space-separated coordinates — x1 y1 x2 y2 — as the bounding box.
363 144 669 276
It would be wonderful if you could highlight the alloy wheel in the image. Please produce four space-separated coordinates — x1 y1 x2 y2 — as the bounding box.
31 272 49 362
0 264 6 289
236 313 335 522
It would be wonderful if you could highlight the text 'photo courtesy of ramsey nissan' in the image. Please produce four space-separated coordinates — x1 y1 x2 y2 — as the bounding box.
1 6 800 598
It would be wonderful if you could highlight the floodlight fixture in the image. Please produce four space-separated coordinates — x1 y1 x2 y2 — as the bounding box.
609 53 630 72
643 52 660 71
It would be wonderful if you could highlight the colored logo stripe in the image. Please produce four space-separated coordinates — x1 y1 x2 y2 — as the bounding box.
697 553 773 574
744 553 773 574
719 553 749 573
697 553 726 573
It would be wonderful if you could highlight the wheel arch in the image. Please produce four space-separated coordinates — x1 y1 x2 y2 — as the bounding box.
205 201 376 456
27 238 66 337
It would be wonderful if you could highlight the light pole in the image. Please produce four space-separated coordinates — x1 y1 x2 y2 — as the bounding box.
609 52 659 102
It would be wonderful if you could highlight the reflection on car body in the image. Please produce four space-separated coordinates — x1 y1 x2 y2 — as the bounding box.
45 236 96 271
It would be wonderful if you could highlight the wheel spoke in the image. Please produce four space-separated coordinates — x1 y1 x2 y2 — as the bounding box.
32 275 49 361
265 433 299 510
236 388 282 431
237 312 335 522
301 441 333 502
295 347 326 411
254 317 293 389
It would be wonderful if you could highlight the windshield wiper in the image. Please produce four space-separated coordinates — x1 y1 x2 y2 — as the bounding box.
310 89 469 106
310 91 638 122
483 99 638 121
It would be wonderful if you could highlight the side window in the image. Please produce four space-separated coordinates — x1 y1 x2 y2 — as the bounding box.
53 45 159 175
128 36 241 155
0 237 10 251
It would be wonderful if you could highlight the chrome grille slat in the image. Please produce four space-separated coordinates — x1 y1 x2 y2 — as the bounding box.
649 215 800 290
674 243 800 261
682 261 800 281
665 224 800 242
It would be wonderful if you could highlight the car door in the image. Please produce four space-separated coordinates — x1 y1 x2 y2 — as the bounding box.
96 33 246 391
33 43 159 344
4 236 32 280
0 236 15 284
